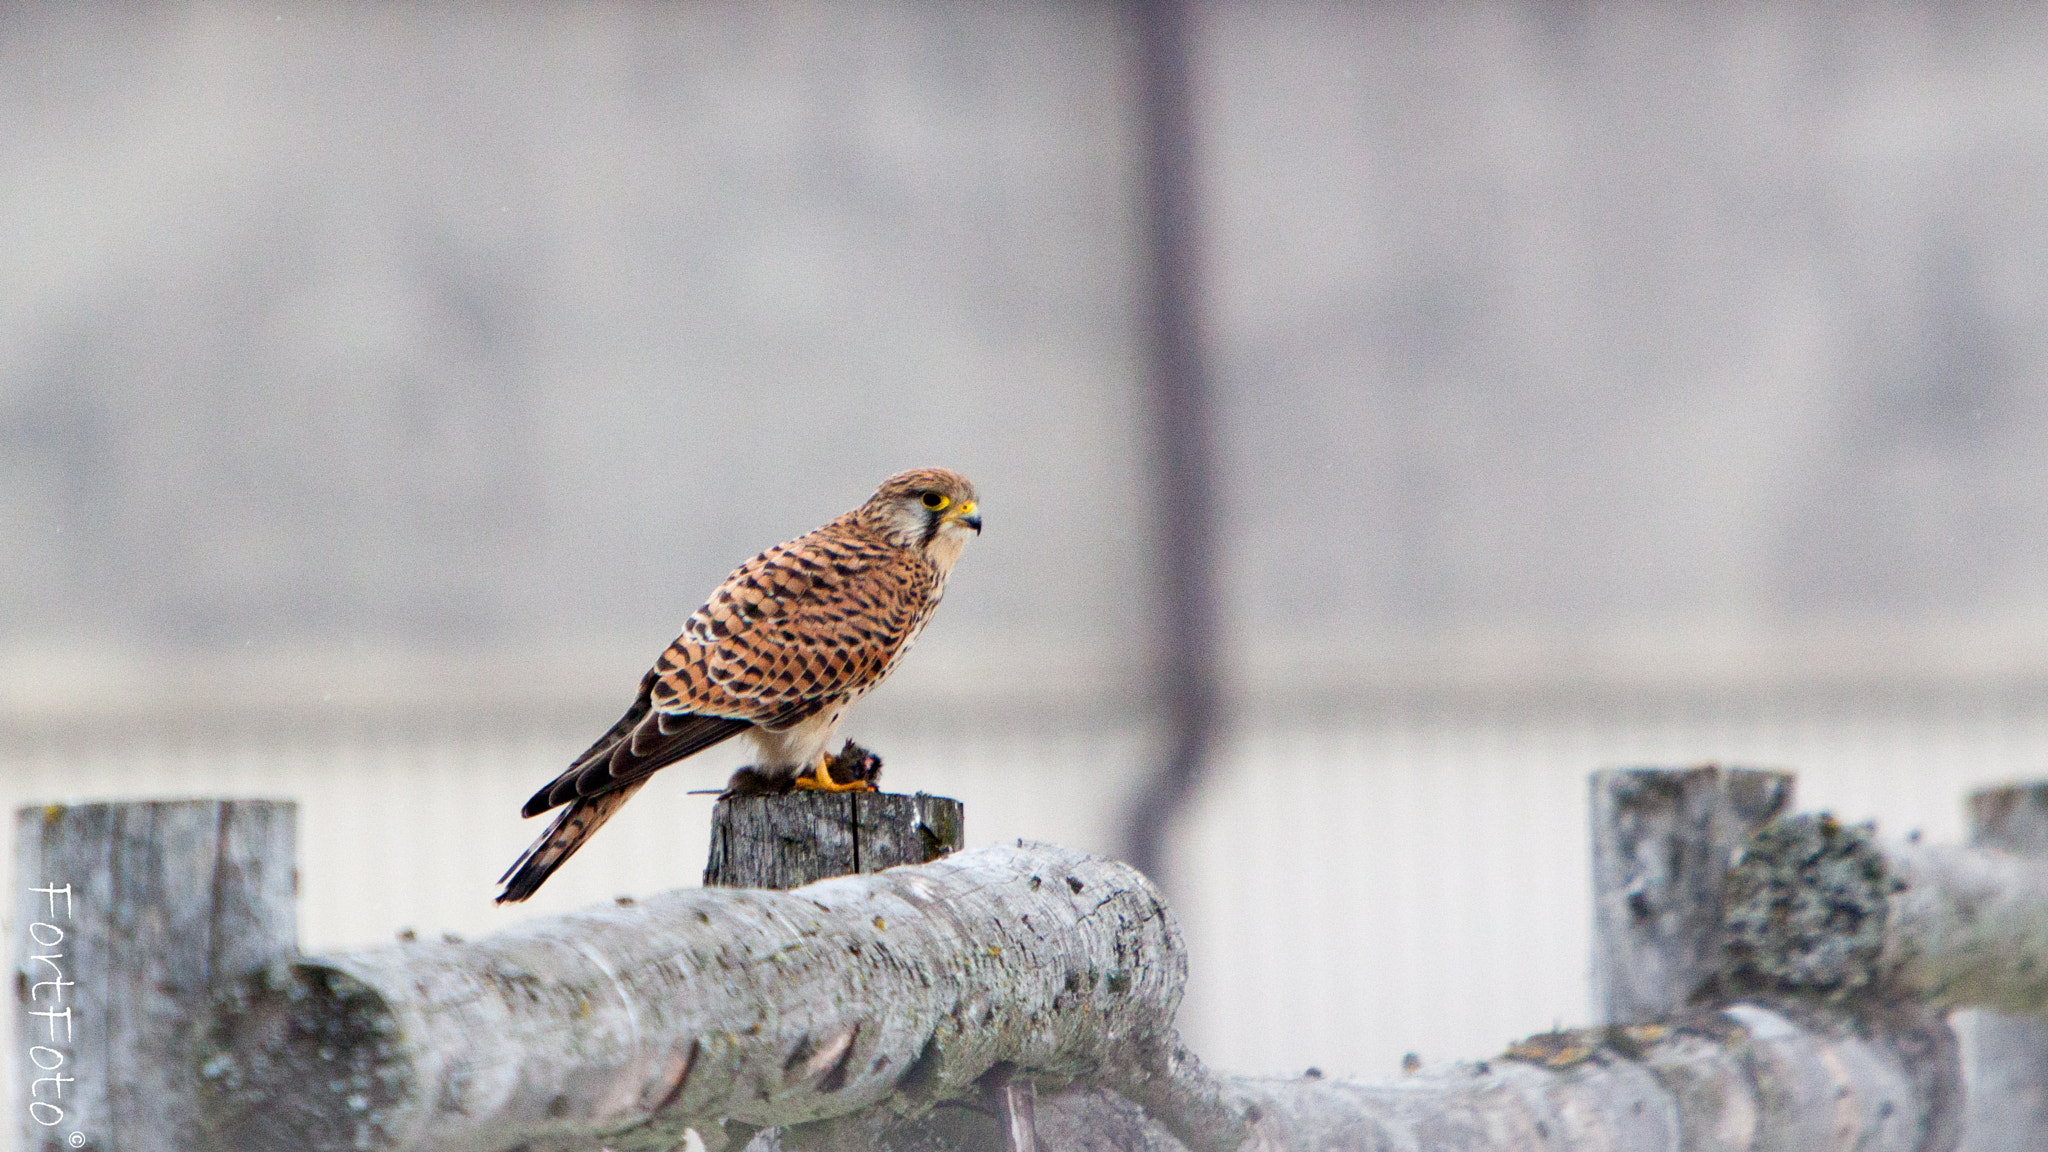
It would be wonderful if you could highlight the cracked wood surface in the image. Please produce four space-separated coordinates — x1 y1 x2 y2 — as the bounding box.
1204 1000 1959 1152
19 792 1984 1152
13 800 297 1152
704 792 964 891
781 1002 1960 1152
198 841 1186 1152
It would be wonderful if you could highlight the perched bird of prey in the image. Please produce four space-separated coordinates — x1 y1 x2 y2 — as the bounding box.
496 468 981 903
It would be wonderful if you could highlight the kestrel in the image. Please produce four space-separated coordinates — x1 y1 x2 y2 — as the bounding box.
496 468 981 903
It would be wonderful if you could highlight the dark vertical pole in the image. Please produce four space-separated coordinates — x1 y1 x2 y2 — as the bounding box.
1121 0 1222 887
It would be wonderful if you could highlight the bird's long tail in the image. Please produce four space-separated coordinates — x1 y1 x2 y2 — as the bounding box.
495 780 647 903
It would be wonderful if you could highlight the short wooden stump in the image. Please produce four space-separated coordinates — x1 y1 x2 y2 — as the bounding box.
703 791 964 890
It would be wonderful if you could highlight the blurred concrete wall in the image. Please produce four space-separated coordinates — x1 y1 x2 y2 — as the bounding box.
1 3 1146 725
7 2 2048 728
1203 3 2048 696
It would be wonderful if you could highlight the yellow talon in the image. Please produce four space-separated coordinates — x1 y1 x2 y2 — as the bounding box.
792 754 874 794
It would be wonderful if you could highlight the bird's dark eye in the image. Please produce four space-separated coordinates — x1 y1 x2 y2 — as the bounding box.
921 491 949 510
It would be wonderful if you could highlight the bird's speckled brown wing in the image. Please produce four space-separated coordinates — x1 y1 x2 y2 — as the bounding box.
521 518 940 817
666 522 941 726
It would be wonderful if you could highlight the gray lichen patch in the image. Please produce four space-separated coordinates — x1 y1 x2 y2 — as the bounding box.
199 960 414 1152
1720 814 1901 1001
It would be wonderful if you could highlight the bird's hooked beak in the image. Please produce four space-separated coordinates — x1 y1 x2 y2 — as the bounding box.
950 500 982 534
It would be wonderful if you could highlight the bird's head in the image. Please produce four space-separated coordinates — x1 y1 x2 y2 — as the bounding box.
860 468 981 569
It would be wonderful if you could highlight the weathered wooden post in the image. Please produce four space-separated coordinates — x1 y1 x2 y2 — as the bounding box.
704 792 964 890
1589 765 1792 1022
1959 782 2048 1152
702 788 976 1151
13 800 296 1152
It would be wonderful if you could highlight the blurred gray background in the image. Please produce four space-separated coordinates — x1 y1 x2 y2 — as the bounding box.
7 0 2048 1095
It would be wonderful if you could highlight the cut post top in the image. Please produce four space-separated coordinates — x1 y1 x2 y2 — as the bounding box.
703 790 964 890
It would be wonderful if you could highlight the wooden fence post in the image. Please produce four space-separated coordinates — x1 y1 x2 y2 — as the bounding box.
704 792 963 890
701 789 978 1150
1589 766 1792 1023
13 799 296 1152
1960 782 2048 1152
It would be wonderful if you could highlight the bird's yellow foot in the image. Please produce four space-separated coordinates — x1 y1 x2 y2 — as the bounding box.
793 754 876 793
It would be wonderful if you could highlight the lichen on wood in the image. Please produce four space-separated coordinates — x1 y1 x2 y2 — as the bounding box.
1720 813 1899 1001
1182 1000 1959 1152
1720 811 2048 1019
198 841 1186 1152
1590 765 1792 1022
75 793 1974 1152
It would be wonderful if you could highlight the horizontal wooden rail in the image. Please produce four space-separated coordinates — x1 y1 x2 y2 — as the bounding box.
199 841 1192 1152
17 784 2005 1152
775 999 1962 1152
1196 1002 1957 1152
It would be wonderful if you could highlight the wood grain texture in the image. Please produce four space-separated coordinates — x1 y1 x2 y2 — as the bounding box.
769 1000 1959 1152
13 800 296 1152
704 792 964 890
178 797 1976 1152
1958 783 2048 1152
1206 1001 1958 1152
766 1085 1183 1152
1590 766 1793 1023
199 841 1182 1152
